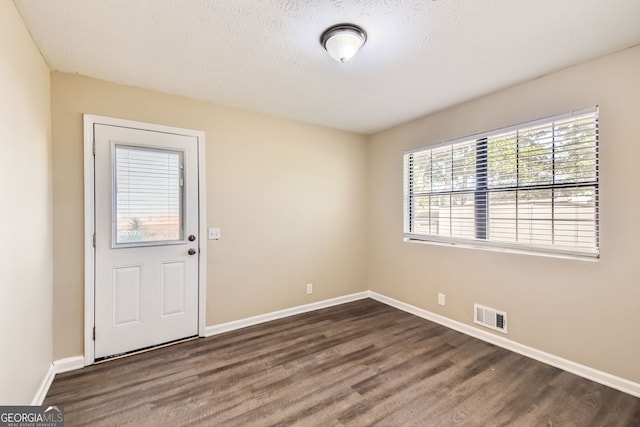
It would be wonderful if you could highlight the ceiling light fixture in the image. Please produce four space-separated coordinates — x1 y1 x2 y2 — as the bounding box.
320 23 367 63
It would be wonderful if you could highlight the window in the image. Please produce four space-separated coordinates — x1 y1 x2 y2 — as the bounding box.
114 145 184 245
403 108 599 258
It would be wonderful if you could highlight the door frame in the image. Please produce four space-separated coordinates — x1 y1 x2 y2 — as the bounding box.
83 114 207 365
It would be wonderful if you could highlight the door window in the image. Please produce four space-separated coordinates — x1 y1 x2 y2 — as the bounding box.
113 145 184 246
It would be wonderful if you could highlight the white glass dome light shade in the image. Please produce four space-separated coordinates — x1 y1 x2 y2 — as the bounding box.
320 24 367 63
325 32 364 62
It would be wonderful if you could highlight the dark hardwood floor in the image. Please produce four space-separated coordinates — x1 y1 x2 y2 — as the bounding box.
45 299 640 426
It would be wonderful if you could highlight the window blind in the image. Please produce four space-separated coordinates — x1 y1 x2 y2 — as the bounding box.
114 145 184 244
403 107 599 258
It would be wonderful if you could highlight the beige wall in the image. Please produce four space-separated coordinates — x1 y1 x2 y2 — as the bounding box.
51 73 368 359
368 45 640 383
0 2 52 404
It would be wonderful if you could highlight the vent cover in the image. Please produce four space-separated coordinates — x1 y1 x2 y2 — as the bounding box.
474 304 507 333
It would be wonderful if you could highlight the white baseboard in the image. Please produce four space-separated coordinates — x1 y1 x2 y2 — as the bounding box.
369 291 640 398
54 356 85 374
31 356 85 405
31 363 55 405
205 291 370 337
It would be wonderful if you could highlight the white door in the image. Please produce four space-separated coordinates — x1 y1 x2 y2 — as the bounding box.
94 124 199 359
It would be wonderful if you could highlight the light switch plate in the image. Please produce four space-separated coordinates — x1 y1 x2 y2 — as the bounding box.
208 227 221 240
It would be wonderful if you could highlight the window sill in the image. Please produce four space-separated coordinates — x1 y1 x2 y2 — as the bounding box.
403 237 599 262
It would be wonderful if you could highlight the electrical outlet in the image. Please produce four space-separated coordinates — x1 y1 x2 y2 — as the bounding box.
438 293 445 306
306 283 313 295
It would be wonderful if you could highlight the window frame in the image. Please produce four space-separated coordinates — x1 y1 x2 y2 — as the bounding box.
111 143 186 248
403 107 599 260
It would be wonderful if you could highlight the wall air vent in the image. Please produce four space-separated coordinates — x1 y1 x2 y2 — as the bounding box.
474 303 507 334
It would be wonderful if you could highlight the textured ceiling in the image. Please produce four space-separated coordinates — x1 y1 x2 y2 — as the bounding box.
13 0 640 134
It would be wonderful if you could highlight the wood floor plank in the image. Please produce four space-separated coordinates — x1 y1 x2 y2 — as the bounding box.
478 361 562 426
45 298 640 426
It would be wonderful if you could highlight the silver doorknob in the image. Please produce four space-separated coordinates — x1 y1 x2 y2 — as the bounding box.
188 235 196 241
188 248 197 255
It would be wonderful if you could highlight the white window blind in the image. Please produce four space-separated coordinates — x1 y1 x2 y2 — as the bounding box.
403 107 599 258
114 145 184 245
